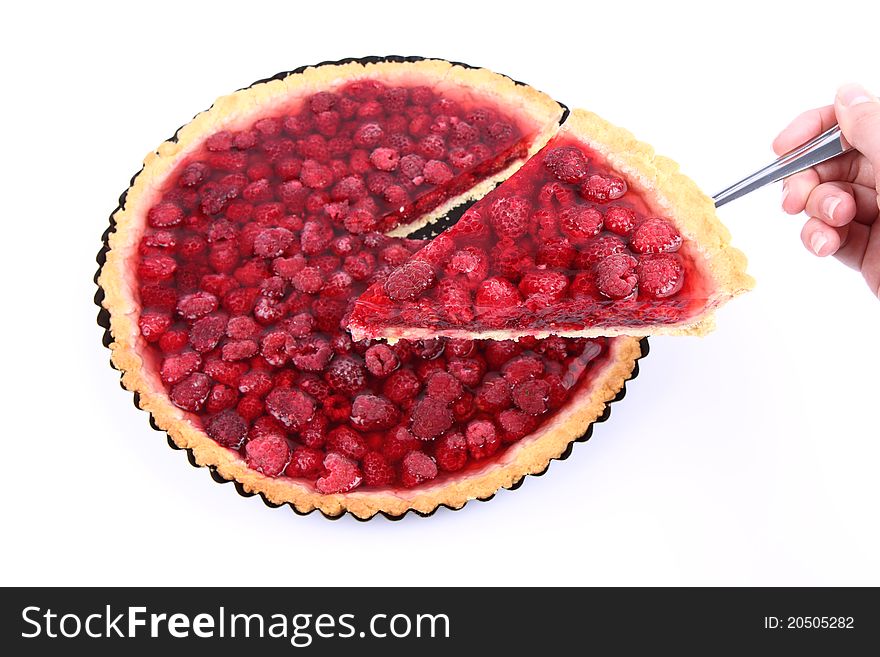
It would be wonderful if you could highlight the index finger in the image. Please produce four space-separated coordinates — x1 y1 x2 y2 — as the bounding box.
772 105 838 156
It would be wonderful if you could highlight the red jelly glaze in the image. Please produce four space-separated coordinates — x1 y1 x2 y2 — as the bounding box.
350 136 715 338
134 79 616 493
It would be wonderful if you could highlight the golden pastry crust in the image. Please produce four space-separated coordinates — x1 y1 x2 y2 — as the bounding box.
102 59 644 520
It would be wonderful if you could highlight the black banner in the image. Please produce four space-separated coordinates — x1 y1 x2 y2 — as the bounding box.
2 587 875 654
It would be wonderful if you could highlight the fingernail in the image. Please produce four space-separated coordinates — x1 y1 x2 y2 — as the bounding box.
822 196 840 221
810 232 828 256
837 83 874 107
781 183 789 207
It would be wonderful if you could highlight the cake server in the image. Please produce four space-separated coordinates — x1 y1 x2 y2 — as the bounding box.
712 124 851 207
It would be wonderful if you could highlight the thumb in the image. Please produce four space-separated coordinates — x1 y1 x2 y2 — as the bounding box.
835 83 880 171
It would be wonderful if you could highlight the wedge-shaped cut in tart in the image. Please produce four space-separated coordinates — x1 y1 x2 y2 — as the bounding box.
349 109 753 342
99 59 652 519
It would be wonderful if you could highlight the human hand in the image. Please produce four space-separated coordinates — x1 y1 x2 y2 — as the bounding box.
773 83 880 298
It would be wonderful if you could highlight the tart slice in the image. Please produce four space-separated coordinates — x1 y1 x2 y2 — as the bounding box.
349 109 753 342
98 58 647 519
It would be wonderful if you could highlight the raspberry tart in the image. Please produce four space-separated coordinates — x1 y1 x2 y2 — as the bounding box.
349 109 753 342
99 58 671 519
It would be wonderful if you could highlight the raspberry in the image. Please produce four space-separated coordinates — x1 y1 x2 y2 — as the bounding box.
636 253 685 298
444 339 473 358
311 297 347 332
581 174 627 202
299 413 328 448
445 247 489 283
327 426 368 460
489 196 531 238
382 184 409 208
138 311 171 342
410 397 454 440
498 409 538 442
354 123 384 148
486 121 515 142
369 147 400 172
138 254 177 281
418 134 446 159
397 154 425 183
286 266 320 295
331 175 367 202
265 388 314 430
237 394 265 421
559 205 603 241
447 147 476 169
147 202 184 228
289 338 333 372
241 178 273 203
160 351 202 385
310 91 338 113
446 357 486 388
278 180 308 211
629 217 682 254
158 330 189 353
286 446 324 478
484 341 521 369
209 241 240 273
570 272 600 299
298 221 332 256
512 379 550 415
452 392 476 422
324 356 367 395
604 206 638 236
425 371 463 403
575 234 627 267
474 277 521 309
377 427 416 463
364 344 399 377
502 356 545 384
362 451 395 487
221 339 258 362
314 110 340 137
451 121 479 146
253 227 294 258
300 159 334 190
401 451 438 488
257 291 293 323
544 146 589 183
179 162 209 187
283 113 312 137
176 292 218 320
351 394 401 431
342 252 376 280
203 359 246 388
170 373 211 411
179 235 207 259
518 271 569 300
383 260 435 301
205 410 248 448
206 384 238 414
260 275 286 299
434 432 468 472
238 370 273 397
383 369 422 405
536 238 576 268
317 271 350 299
315 453 363 494
189 314 227 352
322 394 351 422
423 160 454 185
233 130 258 149
465 420 500 460
595 253 638 299
245 434 290 477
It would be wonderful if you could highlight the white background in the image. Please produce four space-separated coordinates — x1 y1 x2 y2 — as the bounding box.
2 0 878 587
